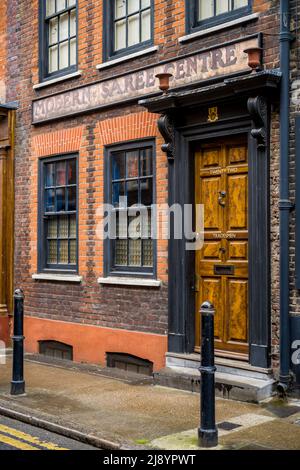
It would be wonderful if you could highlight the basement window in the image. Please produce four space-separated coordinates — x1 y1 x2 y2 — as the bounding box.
106 353 153 376
39 340 73 360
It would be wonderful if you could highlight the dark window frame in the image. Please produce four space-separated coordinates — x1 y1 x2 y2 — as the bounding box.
186 0 252 34
104 139 157 279
103 0 154 62
38 153 79 274
39 0 78 82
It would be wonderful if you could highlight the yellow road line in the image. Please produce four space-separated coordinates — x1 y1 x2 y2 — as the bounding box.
0 424 68 451
0 432 38 450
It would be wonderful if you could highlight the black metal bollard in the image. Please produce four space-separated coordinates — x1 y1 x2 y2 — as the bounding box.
198 301 218 448
10 289 25 395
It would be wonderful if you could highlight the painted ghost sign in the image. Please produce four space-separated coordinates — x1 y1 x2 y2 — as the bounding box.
32 37 259 124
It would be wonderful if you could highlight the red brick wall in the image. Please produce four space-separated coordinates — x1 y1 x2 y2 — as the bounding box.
6 0 285 369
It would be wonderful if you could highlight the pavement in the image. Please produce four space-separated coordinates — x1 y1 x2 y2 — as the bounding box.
0 355 300 450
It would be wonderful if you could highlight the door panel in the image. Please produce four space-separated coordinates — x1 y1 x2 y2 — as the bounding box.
202 241 223 260
227 174 248 231
195 137 249 358
200 277 223 342
201 177 223 232
228 241 248 261
226 279 248 344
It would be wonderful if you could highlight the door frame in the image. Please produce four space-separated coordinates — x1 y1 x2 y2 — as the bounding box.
167 109 271 369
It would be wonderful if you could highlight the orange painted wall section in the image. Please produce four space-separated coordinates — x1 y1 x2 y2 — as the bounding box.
24 316 167 371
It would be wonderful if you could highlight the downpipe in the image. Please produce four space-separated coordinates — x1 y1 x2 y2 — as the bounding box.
278 0 293 394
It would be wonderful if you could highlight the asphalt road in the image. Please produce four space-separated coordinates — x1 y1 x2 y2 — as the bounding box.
0 415 99 450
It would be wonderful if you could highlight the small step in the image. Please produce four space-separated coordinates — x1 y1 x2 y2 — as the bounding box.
154 367 276 403
166 352 273 381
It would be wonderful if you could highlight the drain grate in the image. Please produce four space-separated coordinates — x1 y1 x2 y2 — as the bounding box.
217 421 242 431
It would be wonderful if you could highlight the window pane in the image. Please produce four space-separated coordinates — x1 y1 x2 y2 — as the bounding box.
141 9 151 42
128 14 139 47
49 17 58 45
69 215 76 238
115 0 126 18
127 180 139 206
69 239 76 264
59 41 69 69
128 0 139 14
234 0 248 7
216 0 230 15
112 152 125 180
59 240 69 263
56 161 66 186
59 215 69 238
128 214 141 239
129 239 142 266
49 45 58 73
67 186 76 211
126 151 139 178
141 208 151 237
112 182 126 207
140 148 152 176
143 239 153 267
46 0 55 16
47 216 58 238
141 178 152 206
56 0 66 12
56 188 66 212
70 38 76 66
141 0 151 8
45 189 55 212
70 9 76 36
59 13 69 41
67 0 76 6
48 240 58 264
115 19 126 50
115 239 128 265
67 159 76 185
116 210 128 238
198 0 214 20
45 163 55 187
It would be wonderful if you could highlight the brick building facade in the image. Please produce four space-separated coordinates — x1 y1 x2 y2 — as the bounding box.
1 0 300 396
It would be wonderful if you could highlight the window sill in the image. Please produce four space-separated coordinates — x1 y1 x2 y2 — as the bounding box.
96 46 159 70
97 276 161 288
33 71 82 90
179 13 260 43
32 273 82 283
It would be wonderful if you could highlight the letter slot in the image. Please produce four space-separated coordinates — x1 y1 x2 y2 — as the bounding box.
214 265 235 276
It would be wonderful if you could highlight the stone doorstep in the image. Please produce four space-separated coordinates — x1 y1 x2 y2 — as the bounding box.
154 367 276 403
166 352 273 381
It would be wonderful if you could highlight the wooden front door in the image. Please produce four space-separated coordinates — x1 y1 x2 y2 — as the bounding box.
195 137 249 358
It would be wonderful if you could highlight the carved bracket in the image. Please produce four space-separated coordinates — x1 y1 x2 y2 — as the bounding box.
157 113 175 162
247 96 268 149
